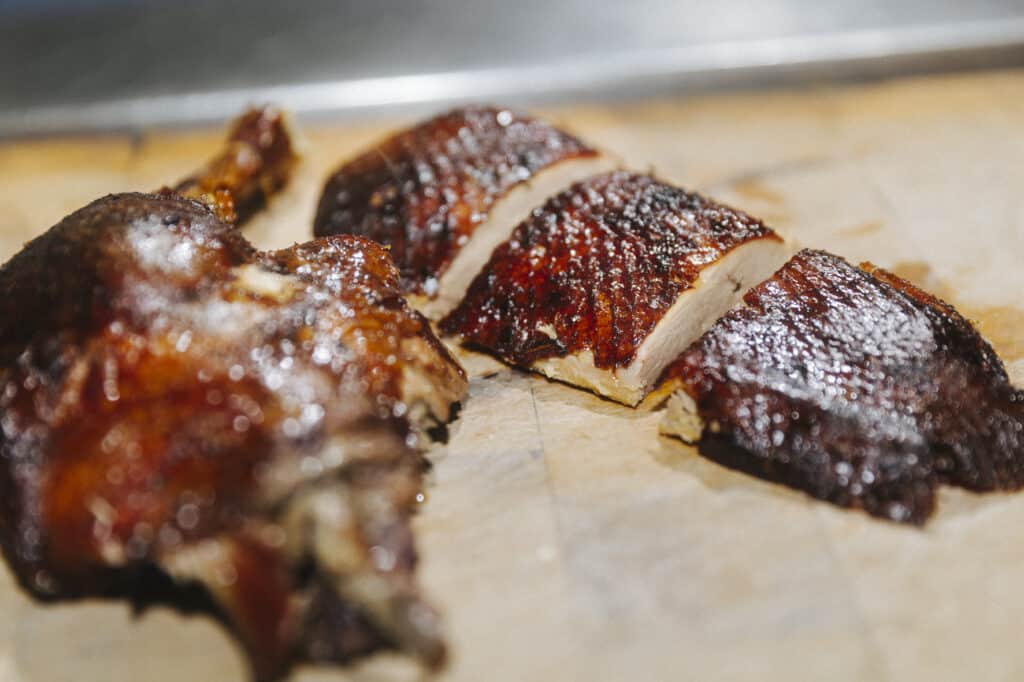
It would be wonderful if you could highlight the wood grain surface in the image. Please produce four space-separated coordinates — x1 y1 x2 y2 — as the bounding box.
0 69 1022 682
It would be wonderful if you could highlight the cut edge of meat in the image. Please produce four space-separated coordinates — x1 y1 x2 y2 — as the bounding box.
659 388 703 443
416 155 618 319
531 236 790 405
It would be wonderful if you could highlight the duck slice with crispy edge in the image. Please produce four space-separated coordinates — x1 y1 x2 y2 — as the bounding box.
313 105 616 318
659 249 1024 524
440 171 789 405
0 122 465 679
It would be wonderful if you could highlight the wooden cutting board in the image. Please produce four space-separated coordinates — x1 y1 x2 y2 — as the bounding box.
1 69 1023 682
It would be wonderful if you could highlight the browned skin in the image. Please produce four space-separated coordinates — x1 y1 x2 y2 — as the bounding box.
662 249 1024 524
174 105 299 226
0 191 464 677
312 105 599 295
441 171 782 370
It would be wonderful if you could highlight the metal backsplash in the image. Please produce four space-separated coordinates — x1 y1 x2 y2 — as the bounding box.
2 0 1023 136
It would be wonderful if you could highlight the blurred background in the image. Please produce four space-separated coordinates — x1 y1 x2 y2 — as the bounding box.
2 0 1024 136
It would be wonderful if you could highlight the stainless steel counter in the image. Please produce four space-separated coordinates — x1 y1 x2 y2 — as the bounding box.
2 0 1023 136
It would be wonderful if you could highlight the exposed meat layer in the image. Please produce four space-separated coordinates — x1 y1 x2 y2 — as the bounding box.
660 249 1024 524
441 171 783 397
174 105 299 226
313 106 599 295
0 193 464 679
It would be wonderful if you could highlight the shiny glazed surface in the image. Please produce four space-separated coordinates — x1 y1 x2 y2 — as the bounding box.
174 105 298 226
313 106 598 295
442 171 781 369
0 192 463 679
664 249 1024 524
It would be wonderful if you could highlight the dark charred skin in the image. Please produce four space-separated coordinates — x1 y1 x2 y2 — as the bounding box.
313 105 599 295
0 193 457 679
441 171 782 370
174 105 299 226
663 249 1024 524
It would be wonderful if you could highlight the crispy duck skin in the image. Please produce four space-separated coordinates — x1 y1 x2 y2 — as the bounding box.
440 171 785 404
659 249 1024 524
0 149 465 676
312 105 602 298
173 105 299 226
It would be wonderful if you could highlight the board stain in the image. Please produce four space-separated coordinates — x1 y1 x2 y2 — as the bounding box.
839 220 883 238
723 179 791 227
968 306 1024 365
731 178 786 206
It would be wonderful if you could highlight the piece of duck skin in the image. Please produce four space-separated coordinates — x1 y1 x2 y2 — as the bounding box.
659 249 1024 524
441 170 788 405
313 105 615 317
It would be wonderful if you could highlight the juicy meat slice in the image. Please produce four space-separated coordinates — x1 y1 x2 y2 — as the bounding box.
660 249 1024 524
441 171 787 405
173 105 299 226
313 105 610 313
0 192 466 680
